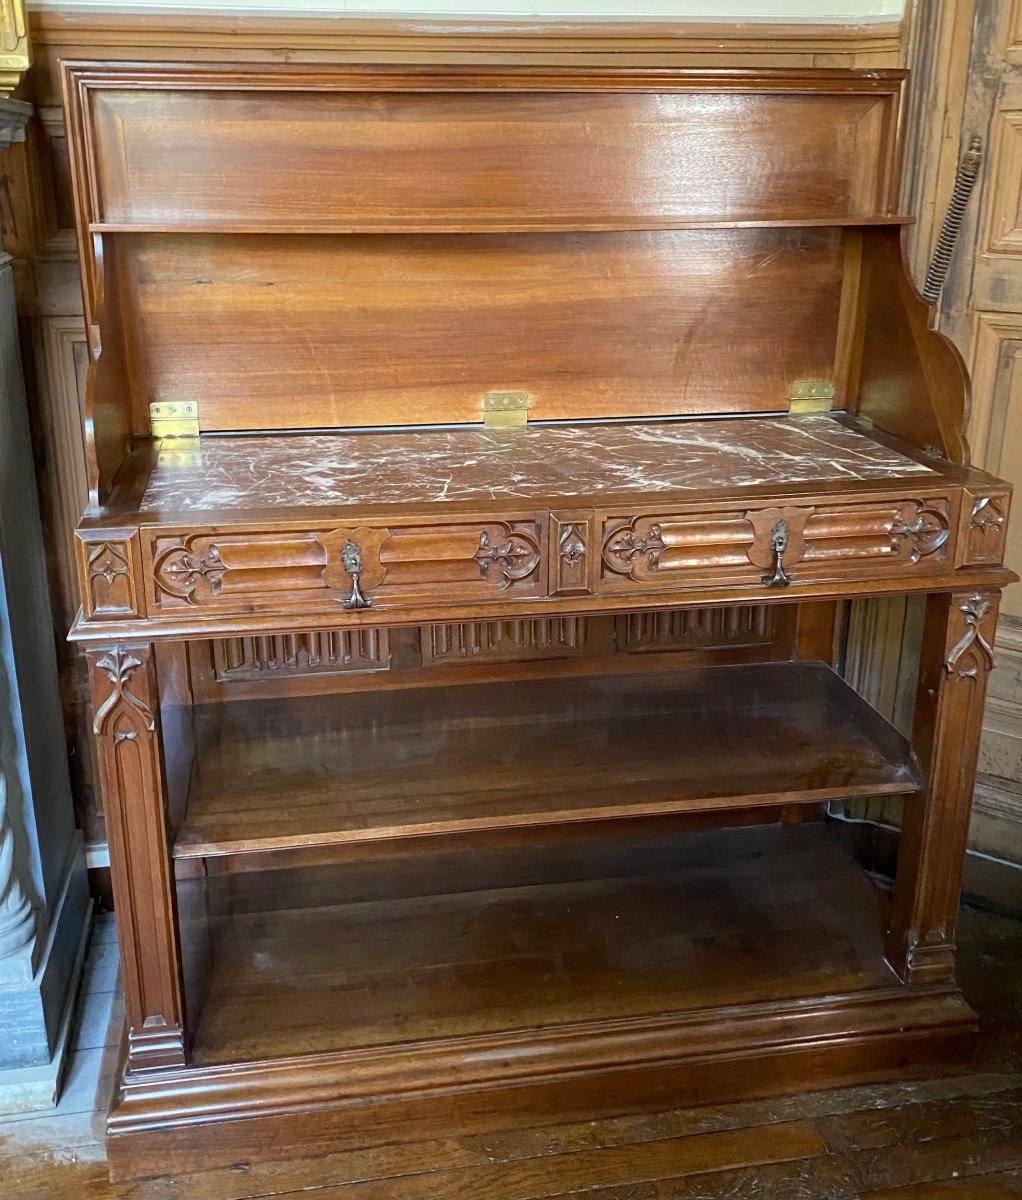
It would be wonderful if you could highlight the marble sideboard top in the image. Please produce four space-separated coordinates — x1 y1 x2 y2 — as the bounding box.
141 414 935 513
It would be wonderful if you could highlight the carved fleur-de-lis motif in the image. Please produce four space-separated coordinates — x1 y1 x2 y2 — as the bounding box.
93 647 155 740
606 524 666 571
890 505 949 561
474 530 541 590
945 593 996 678
559 524 586 568
154 541 226 604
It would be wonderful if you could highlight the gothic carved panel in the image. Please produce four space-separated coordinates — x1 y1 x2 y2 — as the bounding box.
86 643 186 1070
425 618 586 666
961 492 1010 566
80 534 143 619
147 516 547 615
551 513 591 595
213 628 391 682
615 605 778 653
599 497 954 592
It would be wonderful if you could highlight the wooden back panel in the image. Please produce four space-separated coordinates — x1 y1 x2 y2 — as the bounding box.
70 67 904 232
120 227 844 431
61 65 909 491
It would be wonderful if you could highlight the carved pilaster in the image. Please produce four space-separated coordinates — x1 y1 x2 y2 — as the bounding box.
887 588 1001 984
87 644 186 1071
0 766 35 972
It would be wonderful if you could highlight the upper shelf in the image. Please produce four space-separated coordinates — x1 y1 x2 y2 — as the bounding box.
88 216 915 236
68 66 904 244
173 660 920 863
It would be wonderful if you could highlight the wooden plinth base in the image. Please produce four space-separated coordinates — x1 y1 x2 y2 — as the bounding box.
106 985 975 1181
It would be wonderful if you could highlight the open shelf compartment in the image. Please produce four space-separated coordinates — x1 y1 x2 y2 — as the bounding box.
181 821 907 1067
173 660 920 861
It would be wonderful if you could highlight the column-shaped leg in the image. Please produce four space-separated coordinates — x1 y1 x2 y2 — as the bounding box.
886 589 1000 984
87 643 186 1069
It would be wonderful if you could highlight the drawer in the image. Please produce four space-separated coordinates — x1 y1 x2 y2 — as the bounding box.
599 496 957 594
143 517 547 614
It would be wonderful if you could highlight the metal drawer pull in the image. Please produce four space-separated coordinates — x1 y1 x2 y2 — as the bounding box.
341 540 373 610
762 519 792 588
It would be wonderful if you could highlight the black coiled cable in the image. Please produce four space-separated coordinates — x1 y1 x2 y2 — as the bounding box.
921 135 983 304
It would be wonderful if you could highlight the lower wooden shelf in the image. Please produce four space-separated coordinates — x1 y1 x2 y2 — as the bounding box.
111 822 974 1178
173 661 919 860
186 822 899 1064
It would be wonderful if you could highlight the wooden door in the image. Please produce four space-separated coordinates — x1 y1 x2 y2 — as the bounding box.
902 0 1022 866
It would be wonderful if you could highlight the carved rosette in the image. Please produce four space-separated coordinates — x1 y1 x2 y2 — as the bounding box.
944 593 997 679
889 502 950 563
474 528 541 591
92 647 156 740
153 538 226 606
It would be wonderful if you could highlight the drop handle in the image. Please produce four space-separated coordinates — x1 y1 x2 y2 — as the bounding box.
341 539 373 610
761 518 792 588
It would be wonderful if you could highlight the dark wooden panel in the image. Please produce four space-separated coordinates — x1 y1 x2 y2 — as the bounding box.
85 84 897 228
174 661 918 860
122 228 844 430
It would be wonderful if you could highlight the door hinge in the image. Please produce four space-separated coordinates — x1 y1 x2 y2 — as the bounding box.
483 391 530 428
788 381 836 415
150 401 199 438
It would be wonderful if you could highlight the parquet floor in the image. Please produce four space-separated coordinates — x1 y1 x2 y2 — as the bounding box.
3 905 1022 1200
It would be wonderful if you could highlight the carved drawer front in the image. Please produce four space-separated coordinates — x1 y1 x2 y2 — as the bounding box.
146 517 545 614
600 496 955 593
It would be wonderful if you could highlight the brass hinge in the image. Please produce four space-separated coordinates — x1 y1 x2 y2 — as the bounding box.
150 401 199 438
788 381 836 415
483 390 530 428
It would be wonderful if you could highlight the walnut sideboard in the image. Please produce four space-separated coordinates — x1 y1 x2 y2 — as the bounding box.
61 61 1016 1178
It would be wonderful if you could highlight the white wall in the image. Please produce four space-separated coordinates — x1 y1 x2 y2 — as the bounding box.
26 1 905 22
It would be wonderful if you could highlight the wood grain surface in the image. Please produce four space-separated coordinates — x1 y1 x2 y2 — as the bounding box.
174 661 918 860
121 228 844 430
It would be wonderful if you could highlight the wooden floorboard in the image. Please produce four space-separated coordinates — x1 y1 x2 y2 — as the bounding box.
4 906 1022 1200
